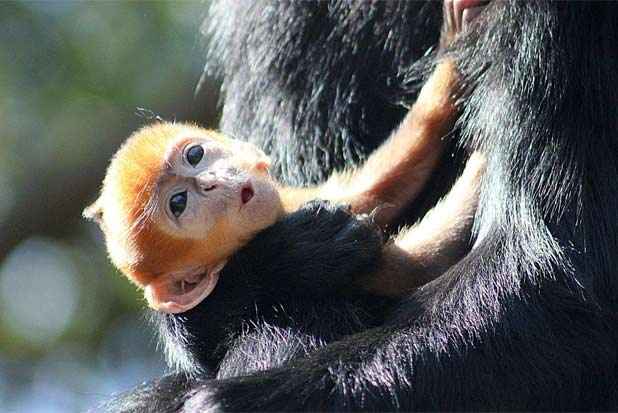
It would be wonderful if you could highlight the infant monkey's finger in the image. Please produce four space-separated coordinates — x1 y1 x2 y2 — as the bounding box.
441 0 491 48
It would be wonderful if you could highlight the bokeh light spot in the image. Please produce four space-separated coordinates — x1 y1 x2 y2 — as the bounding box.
0 238 79 346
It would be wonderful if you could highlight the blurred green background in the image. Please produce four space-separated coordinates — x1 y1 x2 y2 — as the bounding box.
0 1 220 411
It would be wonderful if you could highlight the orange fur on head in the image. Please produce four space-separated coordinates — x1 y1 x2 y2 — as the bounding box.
86 123 239 287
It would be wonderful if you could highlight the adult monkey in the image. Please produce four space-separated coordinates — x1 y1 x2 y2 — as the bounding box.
102 1 618 411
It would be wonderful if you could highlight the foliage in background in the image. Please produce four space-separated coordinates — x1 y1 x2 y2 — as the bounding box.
0 2 219 411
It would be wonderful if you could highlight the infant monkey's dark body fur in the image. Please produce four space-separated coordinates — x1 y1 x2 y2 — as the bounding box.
103 1 618 411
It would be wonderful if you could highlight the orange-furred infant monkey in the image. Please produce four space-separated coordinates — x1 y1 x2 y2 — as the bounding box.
84 60 484 314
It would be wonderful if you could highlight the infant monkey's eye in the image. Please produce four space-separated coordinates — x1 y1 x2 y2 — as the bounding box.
169 191 188 218
186 145 204 167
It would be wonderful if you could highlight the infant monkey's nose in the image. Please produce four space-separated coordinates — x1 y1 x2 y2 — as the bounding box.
200 183 217 192
195 172 219 193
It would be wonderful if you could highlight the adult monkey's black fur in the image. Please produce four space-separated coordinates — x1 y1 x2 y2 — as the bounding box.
102 1 618 411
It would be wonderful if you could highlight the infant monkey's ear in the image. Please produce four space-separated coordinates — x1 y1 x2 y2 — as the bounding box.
83 198 104 226
255 157 270 172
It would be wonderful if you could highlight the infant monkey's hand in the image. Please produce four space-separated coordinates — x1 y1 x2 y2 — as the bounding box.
441 0 489 48
233 200 384 295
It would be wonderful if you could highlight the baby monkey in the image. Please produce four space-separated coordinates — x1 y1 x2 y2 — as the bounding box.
85 60 484 314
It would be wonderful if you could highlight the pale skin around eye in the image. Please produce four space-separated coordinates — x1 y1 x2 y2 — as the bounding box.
157 136 283 242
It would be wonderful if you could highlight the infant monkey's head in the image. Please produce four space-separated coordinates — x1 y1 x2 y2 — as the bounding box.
84 122 282 313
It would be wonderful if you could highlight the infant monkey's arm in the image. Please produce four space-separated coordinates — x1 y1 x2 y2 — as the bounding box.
357 152 483 297
281 61 460 228
280 60 482 297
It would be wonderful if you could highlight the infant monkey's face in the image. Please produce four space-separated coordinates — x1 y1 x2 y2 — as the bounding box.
85 123 283 313
155 130 277 242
